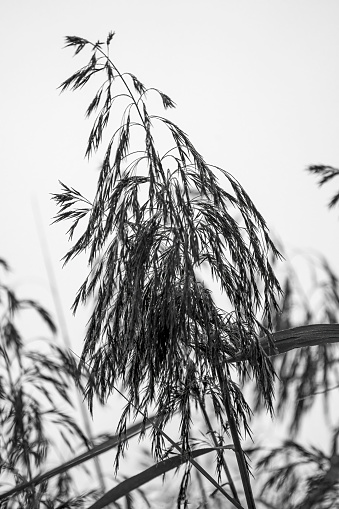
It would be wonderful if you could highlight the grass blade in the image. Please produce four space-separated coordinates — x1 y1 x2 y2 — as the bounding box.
0 419 153 502
227 324 339 362
88 447 236 509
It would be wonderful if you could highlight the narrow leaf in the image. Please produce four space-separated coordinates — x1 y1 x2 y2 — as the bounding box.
227 324 339 362
0 419 154 502
88 447 235 509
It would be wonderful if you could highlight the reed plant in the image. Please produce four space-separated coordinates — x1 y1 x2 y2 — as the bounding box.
1 33 338 509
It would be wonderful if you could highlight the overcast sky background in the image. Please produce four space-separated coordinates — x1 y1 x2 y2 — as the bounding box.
1 0 339 465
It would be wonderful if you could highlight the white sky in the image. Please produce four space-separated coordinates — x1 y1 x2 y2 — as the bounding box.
1 0 339 467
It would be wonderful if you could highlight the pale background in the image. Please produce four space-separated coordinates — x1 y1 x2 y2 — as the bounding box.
1 0 339 483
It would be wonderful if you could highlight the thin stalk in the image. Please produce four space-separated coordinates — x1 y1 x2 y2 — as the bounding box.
194 467 209 509
32 199 107 497
87 40 169 187
216 365 257 509
88 41 145 128
197 392 241 504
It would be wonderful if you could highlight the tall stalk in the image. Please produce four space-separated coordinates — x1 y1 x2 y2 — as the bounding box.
32 200 107 497
216 365 257 509
197 392 240 504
